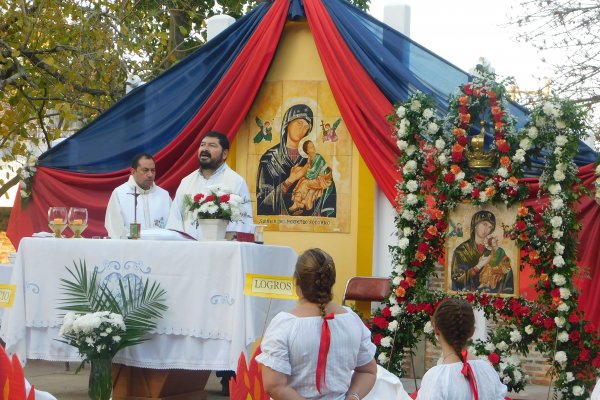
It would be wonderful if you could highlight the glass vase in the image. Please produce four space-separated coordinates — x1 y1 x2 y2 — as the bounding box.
88 358 113 400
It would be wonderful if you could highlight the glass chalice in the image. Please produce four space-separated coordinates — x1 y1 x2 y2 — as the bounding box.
68 207 88 238
48 207 68 238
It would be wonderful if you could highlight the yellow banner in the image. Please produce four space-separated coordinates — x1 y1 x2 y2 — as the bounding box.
0 284 16 308
244 273 297 300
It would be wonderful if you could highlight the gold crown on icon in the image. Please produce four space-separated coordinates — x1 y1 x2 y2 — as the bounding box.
464 121 496 168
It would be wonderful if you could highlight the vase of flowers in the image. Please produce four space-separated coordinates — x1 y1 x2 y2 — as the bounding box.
183 185 248 241
58 261 168 400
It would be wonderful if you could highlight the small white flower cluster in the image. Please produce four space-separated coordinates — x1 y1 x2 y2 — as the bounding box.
18 155 38 200
498 354 526 387
60 311 126 359
187 184 247 223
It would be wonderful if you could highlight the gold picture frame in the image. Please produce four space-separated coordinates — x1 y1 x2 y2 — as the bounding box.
446 202 520 297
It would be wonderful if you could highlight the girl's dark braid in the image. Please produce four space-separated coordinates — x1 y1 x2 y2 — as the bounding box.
295 248 336 318
434 298 475 359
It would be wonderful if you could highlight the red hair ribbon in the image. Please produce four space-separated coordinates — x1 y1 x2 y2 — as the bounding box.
460 349 479 400
316 313 335 393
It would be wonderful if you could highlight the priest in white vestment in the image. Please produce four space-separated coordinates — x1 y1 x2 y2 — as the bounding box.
105 153 172 238
166 131 253 240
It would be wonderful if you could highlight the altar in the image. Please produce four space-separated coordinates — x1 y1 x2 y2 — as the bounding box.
1 238 297 398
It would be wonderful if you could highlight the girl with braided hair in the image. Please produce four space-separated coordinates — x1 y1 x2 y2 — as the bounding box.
417 298 507 400
256 248 379 400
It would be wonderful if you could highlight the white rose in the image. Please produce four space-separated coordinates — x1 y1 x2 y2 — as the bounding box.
551 197 564 210
389 296 398 305
555 316 566 328
378 352 389 364
555 135 568 146
555 120 566 129
397 140 408 150
403 227 413 237
380 336 393 347
550 216 563 227
527 126 538 139
396 106 406 118
479 192 488 203
513 370 523 383
390 305 401 317
497 167 508 178
519 138 532 151
559 288 571 299
542 101 559 117
438 153 448 166
554 147 562 155
461 182 473 194
435 138 445 151
455 172 465 181
502 376 512 384
566 372 574 382
554 236 566 250
406 180 419 193
535 116 547 128
553 255 565 267
554 350 567 364
548 184 561 195
423 321 433 334
557 302 570 312
485 342 496 352
423 108 434 119
401 210 415 221
553 170 565 182
403 160 417 174
525 325 534 335
552 229 564 239
392 276 401 286
388 320 399 332
410 100 421 111
510 330 522 343
572 386 584 396
496 341 508 351
555 162 566 172
398 237 409 250
557 331 569 342
552 274 566 286
427 122 439 134
406 194 418 205
405 145 417 156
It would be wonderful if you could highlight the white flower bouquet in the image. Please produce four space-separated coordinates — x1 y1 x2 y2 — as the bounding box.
183 184 247 224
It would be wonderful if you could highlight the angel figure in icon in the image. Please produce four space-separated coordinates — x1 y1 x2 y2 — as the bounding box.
254 116 273 144
321 118 341 143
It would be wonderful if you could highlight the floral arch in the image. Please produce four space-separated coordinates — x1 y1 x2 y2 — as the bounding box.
369 65 600 398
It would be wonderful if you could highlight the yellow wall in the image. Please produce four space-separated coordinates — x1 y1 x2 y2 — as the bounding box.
233 22 375 303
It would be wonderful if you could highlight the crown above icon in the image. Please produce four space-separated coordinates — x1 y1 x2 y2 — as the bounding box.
464 121 496 169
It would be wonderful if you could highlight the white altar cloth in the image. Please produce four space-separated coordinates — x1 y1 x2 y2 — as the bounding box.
1 238 297 370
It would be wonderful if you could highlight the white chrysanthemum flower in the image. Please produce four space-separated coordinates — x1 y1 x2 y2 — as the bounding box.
403 227 413 237
461 182 473 194
510 330 522 343
552 274 566 286
380 336 393 347
406 180 419 193
378 352 389 364
389 295 398 305
525 325 534 335
559 288 571 299
403 160 417 174
427 122 439 134
422 108 434 119
410 99 421 111
555 316 566 328
455 172 465 181
496 341 508 351
557 331 569 342
566 372 574 382
555 135 568 146
85 336 95 346
497 167 508 178
548 184 561 195
553 255 565 267
390 305 401 317
398 237 409 250
424 321 433 334
438 153 448 166
572 386 584 396
554 351 567 364
552 229 564 239
388 320 399 332
551 197 564 210
397 140 408 150
557 302 570 312
553 170 566 182
535 116 547 128
527 126 538 139
406 194 418 205
485 342 496 352
542 101 560 117
435 138 445 151
396 106 406 118
206 204 219 215
392 276 401 285
479 192 488 203
401 210 415 221
519 138 532 151
513 370 523 383
406 145 417 156
550 216 563 227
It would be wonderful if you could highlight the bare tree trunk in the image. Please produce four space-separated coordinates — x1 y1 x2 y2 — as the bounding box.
0 173 21 199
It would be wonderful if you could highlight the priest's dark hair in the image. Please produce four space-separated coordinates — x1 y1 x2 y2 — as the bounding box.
131 153 154 169
204 131 230 150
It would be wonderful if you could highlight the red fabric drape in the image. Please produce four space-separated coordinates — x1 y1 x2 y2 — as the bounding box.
7 0 290 244
304 0 399 204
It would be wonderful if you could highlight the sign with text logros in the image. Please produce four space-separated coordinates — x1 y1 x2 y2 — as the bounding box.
0 284 16 307
244 273 297 300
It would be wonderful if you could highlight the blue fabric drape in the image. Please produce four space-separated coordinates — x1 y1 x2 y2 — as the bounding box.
38 2 273 173
321 0 598 171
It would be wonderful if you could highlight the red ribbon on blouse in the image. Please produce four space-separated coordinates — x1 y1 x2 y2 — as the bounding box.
460 350 479 400
316 313 335 393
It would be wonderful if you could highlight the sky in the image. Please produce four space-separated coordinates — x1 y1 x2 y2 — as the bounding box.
368 0 550 92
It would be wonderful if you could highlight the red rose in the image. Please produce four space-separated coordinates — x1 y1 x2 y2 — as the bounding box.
506 187 518 197
488 352 500 365
451 151 463 163
205 195 215 202
593 355 600 368
373 333 383 345
550 288 561 298
472 188 480 198
406 304 417 314
518 306 531 317
405 270 416 279
569 330 580 343
478 294 490 306
423 303 435 315
568 312 580 324
532 312 544 326
436 220 447 232
372 316 389 330
400 280 410 289
463 84 473 95
444 173 455 184
496 140 510 153
580 348 590 361
515 221 527 231
381 307 391 318
584 323 596 333
543 317 556 330
219 194 231 202
474 173 485 182
466 293 475 303
492 298 505 310
457 135 468 146
193 193 204 202
417 242 431 253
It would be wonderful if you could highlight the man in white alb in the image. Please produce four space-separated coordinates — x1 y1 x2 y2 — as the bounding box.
104 153 172 239
166 131 253 240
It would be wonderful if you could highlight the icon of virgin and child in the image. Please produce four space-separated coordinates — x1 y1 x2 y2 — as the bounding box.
256 104 336 217
450 210 515 294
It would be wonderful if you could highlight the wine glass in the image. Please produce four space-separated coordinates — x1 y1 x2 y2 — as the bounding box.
48 207 68 238
68 207 88 238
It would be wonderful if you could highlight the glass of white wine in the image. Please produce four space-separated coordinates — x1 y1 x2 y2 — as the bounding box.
48 207 68 238
68 207 88 238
